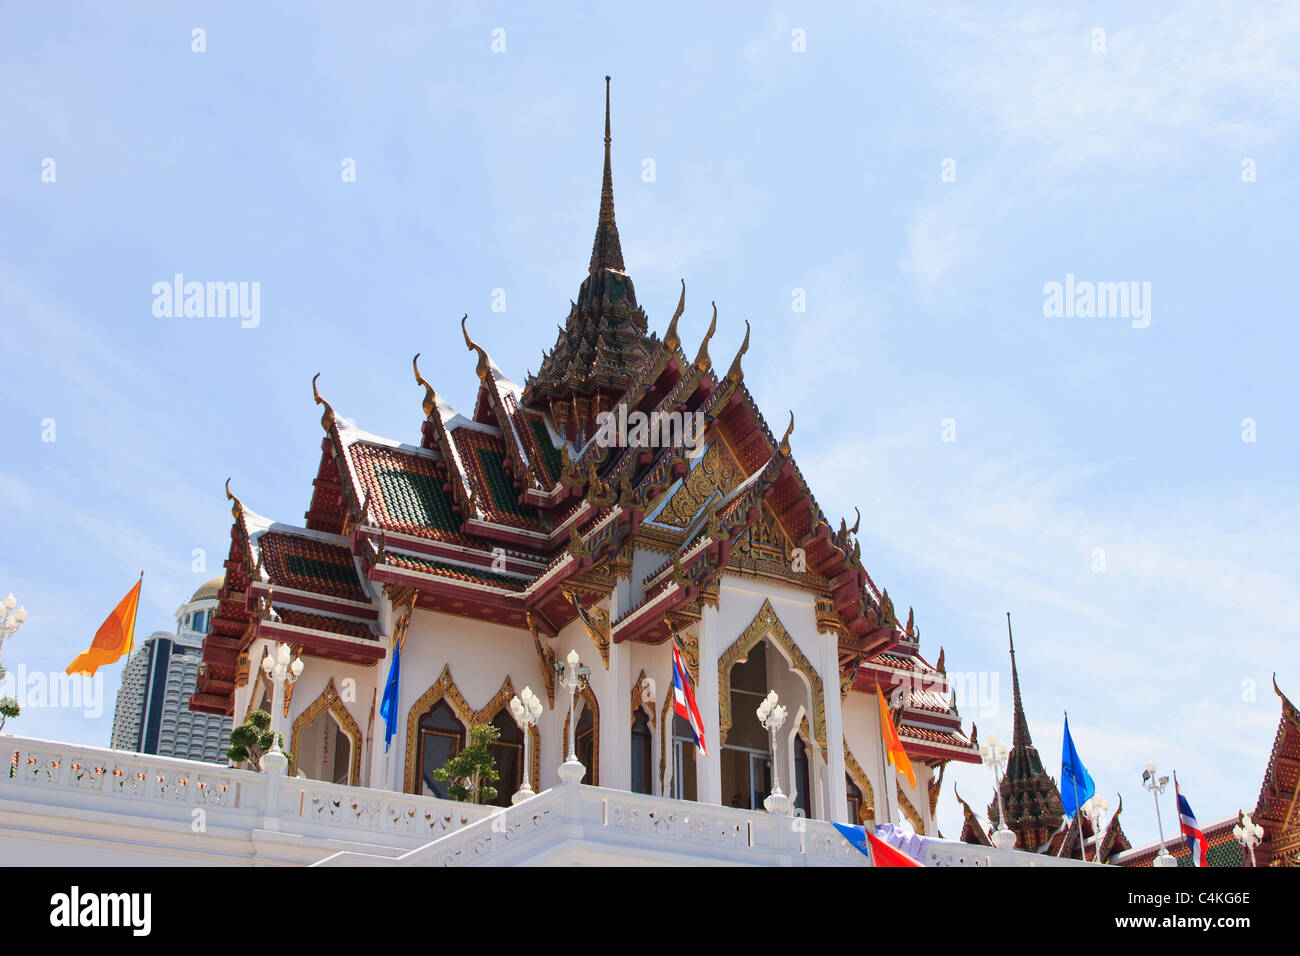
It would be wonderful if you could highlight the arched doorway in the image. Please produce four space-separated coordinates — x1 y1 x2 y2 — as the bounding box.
298 710 353 784
288 679 362 786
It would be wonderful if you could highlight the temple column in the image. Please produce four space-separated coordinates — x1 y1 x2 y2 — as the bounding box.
820 630 848 822
695 603 722 805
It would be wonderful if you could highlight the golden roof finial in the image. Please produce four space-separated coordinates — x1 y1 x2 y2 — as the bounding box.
461 315 490 382
693 301 718 372
312 373 335 433
412 353 437 418
849 506 861 536
777 410 794 457
664 279 685 351
726 319 750 384
225 477 244 520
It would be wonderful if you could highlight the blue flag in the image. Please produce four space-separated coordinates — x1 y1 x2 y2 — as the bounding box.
379 638 402 753
1060 715 1095 817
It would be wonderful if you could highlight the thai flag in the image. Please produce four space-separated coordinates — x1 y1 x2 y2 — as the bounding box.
1175 776 1209 867
672 641 708 758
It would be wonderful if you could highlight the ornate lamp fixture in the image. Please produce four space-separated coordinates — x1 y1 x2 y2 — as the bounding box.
556 649 589 783
0 593 28 658
1082 794 1110 863
1233 812 1264 867
979 735 1017 849
509 686 544 803
260 642 303 760
757 690 789 813
1142 762 1177 867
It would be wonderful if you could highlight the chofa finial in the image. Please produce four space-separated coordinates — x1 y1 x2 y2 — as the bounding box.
778 410 794 457
312 373 336 433
694 301 718 371
461 315 490 382
412 353 438 418
726 319 750 384
664 279 685 351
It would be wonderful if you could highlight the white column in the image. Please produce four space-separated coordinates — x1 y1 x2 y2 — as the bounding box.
821 631 848 821
604 632 630 791
695 603 722 806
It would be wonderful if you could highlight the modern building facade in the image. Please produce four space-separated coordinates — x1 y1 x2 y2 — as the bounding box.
110 576 231 763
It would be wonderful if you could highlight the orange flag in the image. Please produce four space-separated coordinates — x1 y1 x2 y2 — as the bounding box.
67 578 142 676
877 685 917 788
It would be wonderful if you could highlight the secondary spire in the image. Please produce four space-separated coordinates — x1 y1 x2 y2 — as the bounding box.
589 75 625 274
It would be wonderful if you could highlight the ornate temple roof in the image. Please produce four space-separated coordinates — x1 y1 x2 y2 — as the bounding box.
522 77 653 424
984 619 1066 851
191 78 978 764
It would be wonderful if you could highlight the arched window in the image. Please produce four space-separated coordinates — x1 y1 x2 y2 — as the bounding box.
672 714 698 800
416 700 465 799
793 734 812 818
846 775 864 824
487 709 523 807
631 709 653 794
721 642 771 810
576 706 595 785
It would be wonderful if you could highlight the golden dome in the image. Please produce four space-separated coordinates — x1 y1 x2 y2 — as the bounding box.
190 574 225 603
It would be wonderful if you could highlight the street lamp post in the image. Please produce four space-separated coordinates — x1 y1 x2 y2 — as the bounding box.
1082 794 1110 864
509 685 544 803
756 690 789 814
556 649 589 783
1233 812 1265 867
979 735 1017 849
1143 762 1177 867
0 593 28 659
259 642 303 766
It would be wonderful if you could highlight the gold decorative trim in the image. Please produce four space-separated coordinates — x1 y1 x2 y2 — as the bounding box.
630 669 656 729
564 587 610 669
561 684 600 786
402 665 540 796
897 782 926 834
243 658 271 723
718 599 827 761
288 678 363 786
928 759 948 820
843 737 876 824
528 614 557 709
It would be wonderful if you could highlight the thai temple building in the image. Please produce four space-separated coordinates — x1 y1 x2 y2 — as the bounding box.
8 80 1290 868
184 77 981 841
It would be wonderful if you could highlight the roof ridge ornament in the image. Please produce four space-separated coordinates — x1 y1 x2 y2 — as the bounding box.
725 319 750 384
224 477 244 520
461 315 491 382
693 301 718 371
663 279 685 351
311 372 335 433
412 353 438 418
777 410 794 457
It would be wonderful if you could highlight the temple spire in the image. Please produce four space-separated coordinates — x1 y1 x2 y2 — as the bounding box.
589 75 625 274
1008 611 1032 749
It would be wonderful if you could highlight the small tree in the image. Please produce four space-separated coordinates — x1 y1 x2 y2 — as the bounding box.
227 709 289 770
433 722 501 804
0 662 17 732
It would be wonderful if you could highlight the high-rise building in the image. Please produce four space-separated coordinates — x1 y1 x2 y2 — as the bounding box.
110 576 232 763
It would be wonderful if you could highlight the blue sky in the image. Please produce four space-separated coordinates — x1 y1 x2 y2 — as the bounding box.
2 1 1297 848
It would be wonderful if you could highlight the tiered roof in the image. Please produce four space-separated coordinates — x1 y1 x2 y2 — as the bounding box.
192 78 980 771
